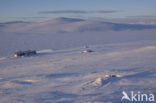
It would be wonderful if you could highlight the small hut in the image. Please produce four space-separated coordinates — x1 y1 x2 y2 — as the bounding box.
82 45 93 53
14 50 37 57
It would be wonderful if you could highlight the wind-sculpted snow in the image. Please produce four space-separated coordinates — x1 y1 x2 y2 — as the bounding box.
0 41 156 103
0 17 156 103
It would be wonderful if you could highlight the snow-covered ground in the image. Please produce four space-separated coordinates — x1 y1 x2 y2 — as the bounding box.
0 18 156 103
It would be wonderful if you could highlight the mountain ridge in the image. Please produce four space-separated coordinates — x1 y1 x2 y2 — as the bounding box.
1 17 156 33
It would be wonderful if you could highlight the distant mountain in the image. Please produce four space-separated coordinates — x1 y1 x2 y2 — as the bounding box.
50 17 85 23
0 17 156 33
0 21 31 25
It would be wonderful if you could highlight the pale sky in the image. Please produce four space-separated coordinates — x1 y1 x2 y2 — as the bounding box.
0 0 156 22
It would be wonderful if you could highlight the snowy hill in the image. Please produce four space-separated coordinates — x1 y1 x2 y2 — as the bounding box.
0 17 156 103
1 17 156 33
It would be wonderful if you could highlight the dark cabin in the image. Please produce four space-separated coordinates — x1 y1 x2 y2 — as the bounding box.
14 50 36 57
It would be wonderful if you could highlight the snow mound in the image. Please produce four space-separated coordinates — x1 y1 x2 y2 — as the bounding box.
92 77 104 86
91 74 122 87
2 79 37 88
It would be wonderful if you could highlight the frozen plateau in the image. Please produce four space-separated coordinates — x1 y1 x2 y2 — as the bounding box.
0 17 156 103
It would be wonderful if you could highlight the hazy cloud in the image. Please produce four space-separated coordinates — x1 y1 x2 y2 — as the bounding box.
96 15 156 25
127 15 156 18
39 10 87 14
96 10 117 13
17 17 47 20
39 10 118 14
